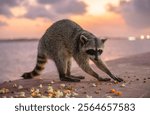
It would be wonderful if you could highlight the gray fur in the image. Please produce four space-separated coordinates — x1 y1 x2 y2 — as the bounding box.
21 19 123 82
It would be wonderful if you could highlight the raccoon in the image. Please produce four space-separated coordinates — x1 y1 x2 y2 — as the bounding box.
21 19 123 82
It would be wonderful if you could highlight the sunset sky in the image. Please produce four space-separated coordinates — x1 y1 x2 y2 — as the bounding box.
0 0 150 39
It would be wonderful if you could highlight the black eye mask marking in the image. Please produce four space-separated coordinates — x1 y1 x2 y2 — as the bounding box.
86 49 103 56
85 38 103 60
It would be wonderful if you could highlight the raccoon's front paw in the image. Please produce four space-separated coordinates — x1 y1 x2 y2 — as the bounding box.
60 77 80 82
111 74 123 82
115 77 123 82
69 75 85 79
98 78 111 82
21 73 33 79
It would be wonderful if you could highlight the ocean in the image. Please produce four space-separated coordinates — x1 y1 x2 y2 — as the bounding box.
0 39 150 83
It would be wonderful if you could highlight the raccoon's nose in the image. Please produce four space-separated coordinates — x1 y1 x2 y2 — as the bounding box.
94 56 98 61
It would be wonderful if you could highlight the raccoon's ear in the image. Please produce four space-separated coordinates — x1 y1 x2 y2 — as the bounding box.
80 35 88 44
101 38 107 43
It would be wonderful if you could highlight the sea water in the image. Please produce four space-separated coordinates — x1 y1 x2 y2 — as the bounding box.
0 39 150 83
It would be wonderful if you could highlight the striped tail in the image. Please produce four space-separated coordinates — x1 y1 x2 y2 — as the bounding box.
21 55 47 79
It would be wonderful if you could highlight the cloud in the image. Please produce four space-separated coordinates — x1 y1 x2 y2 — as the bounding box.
0 0 22 17
54 0 87 14
37 0 62 4
24 0 87 20
24 5 53 19
0 0 87 21
0 21 7 26
0 0 19 6
0 6 12 17
107 0 150 28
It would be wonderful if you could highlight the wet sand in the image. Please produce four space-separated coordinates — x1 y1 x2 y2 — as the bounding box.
0 52 150 98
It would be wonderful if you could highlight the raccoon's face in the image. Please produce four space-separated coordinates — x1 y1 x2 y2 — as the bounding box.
79 33 107 61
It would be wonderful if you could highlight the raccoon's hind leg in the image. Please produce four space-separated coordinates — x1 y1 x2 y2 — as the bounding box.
21 54 47 79
66 59 85 80
91 58 123 82
54 56 80 82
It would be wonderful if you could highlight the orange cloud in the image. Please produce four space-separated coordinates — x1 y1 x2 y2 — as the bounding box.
0 17 52 39
0 0 149 39
71 12 126 37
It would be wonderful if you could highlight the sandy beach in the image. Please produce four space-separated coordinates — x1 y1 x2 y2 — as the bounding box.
0 52 150 98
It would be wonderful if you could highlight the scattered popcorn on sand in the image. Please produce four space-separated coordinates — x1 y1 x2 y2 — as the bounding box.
0 88 9 94
110 89 122 96
30 88 42 97
0 81 103 98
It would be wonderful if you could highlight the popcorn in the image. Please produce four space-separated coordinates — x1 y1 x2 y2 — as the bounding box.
0 88 9 94
121 83 125 87
41 95 47 98
63 90 71 98
110 89 122 96
35 89 40 93
110 89 116 93
63 90 71 94
31 92 36 97
30 87 35 93
47 86 54 93
19 92 25 97
60 84 66 88
55 90 63 98
86 95 92 98
92 83 97 87
106 96 112 98
13 84 17 88
30 88 42 97
47 93 53 98
65 93 71 98
50 81 54 84
114 81 119 84
72 92 78 96
39 84 43 88
18 85 23 89
115 91 122 96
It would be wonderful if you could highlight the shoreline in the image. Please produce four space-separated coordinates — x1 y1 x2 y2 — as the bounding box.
0 52 150 98
1 38 150 43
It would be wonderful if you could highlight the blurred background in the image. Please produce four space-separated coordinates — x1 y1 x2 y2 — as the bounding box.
0 0 150 39
0 0 150 82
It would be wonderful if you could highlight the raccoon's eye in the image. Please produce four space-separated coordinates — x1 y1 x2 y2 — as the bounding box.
86 49 103 55
98 49 103 55
86 49 96 55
